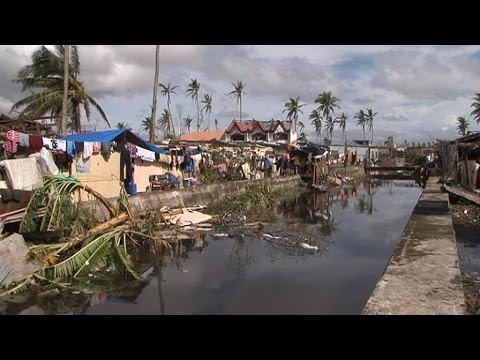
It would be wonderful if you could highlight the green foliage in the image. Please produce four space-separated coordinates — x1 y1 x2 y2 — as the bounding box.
223 182 273 213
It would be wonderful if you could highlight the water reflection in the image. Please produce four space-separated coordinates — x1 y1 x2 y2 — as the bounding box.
1 179 423 315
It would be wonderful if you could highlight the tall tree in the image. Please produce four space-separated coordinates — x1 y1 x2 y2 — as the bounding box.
61 45 69 135
354 110 367 140
365 108 377 144
150 45 160 142
325 117 335 143
141 116 155 136
456 116 470 135
11 45 109 133
186 79 201 131
298 121 305 135
471 93 480 124
336 112 348 144
309 109 323 144
159 82 178 136
283 96 306 133
183 116 193 133
315 91 340 125
201 94 213 130
116 122 129 129
228 81 246 121
214 118 218 130
158 109 171 137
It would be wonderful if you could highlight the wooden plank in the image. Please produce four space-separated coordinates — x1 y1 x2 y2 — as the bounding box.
443 184 480 206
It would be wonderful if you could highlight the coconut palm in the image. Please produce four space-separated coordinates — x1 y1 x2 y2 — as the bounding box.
150 45 160 142
201 94 213 130
336 112 348 144
11 45 109 133
159 82 178 136
228 80 246 121
456 116 470 136
365 108 377 144
354 110 367 140
183 116 193 133
186 79 201 131
116 122 129 129
315 91 340 122
309 109 323 144
214 118 218 131
470 93 480 124
298 121 305 135
325 117 335 143
283 96 306 133
158 109 172 137
141 116 155 136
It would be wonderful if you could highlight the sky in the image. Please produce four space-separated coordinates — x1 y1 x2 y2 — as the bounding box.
0 45 479 145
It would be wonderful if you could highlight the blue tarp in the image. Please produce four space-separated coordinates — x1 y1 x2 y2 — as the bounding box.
61 129 167 154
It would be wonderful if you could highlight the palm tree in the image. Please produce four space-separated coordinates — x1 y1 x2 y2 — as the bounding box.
11 45 109 133
336 113 348 145
470 93 480 124
309 109 323 143
158 109 171 137
61 45 69 135
456 116 470 136
315 91 340 125
365 108 377 144
116 122 129 129
325 117 335 143
186 79 201 131
183 116 193 133
283 96 306 133
150 45 160 142
141 116 155 137
201 94 213 130
214 118 218 131
159 82 178 136
228 80 246 121
298 121 305 135
354 110 367 140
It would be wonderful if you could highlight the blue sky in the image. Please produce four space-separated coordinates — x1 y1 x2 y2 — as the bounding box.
0 45 479 144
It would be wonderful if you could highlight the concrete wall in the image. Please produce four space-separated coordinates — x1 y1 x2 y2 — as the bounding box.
64 152 184 200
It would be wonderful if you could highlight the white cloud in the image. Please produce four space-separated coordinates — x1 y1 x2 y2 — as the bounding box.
0 45 479 143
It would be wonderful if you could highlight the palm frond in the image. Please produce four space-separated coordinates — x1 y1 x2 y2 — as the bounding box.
19 186 49 233
41 229 118 279
0 276 35 298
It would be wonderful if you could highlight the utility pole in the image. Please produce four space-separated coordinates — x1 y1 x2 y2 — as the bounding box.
150 45 160 143
61 45 69 135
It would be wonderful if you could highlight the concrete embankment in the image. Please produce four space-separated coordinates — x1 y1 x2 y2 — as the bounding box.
362 176 466 315
87 175 302 219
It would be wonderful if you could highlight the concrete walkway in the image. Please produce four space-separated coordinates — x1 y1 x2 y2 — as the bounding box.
362 177 466 315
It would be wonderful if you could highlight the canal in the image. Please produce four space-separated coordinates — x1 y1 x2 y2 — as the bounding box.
1 179 423 315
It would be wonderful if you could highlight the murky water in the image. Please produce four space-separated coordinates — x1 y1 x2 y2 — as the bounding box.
2 180 423 315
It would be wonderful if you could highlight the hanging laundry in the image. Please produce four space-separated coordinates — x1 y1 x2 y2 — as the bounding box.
74 141 84 153
126 143 137 158
5 130 19 154
83 142 93 159
66 141 76 158
29 135 43 151
101 142 112 157
18 132 29 147
134 145 155 162
92 142 101 153
55 139 67 152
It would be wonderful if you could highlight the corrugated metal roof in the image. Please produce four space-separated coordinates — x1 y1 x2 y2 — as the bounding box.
0 266 13 286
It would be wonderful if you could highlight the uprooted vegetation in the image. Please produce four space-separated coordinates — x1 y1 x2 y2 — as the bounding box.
0 175 183 298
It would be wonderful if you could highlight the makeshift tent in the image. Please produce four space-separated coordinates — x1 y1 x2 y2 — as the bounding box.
61 129 167 154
